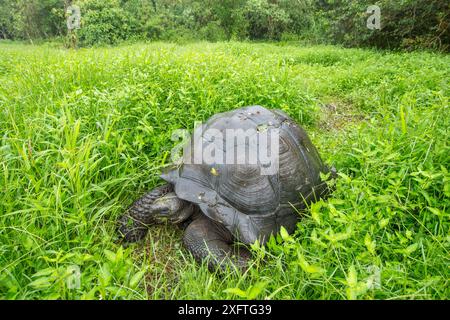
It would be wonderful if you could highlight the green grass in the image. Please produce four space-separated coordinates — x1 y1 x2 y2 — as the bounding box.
0 41 449 300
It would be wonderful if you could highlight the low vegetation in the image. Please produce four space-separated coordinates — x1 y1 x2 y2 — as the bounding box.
0 41 448 299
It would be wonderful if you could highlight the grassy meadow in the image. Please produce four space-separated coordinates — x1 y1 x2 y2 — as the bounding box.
0 41 449 299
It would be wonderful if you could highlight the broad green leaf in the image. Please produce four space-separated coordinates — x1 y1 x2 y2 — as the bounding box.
29 277 52 289
129 270 146 288
346 265 358 287
99 264 112 287
115 247 124 263
427 207 442 217
279 226 293 242
104 249 116 263
310 202 322 225
247 281 268 300
404 243 419 255
364 233 376 255
379 218 389 228
297 251 325 274
337 172 351 182
223 288 247 298
32 268 55 278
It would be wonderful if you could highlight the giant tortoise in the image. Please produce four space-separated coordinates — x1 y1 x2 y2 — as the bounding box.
118 105 334 271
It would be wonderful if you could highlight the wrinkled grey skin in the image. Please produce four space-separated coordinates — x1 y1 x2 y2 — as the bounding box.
118 106 334 271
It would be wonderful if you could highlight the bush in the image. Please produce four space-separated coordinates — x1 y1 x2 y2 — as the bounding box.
0 0 65 40
78 0 138 46
316 0 449 51
199 21 227 42
243 0 291 40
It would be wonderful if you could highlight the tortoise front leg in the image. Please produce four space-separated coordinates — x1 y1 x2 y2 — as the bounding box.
183 216 251 272
118 184 194 242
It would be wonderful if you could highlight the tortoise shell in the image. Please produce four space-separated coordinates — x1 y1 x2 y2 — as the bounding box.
161 105 330 244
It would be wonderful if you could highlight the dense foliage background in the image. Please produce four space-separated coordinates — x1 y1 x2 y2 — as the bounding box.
0 0 448 50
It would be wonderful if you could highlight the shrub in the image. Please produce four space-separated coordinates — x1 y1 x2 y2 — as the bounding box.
78 0 138 46
316 0 449 51
243 0 291 40
199 21 227 42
